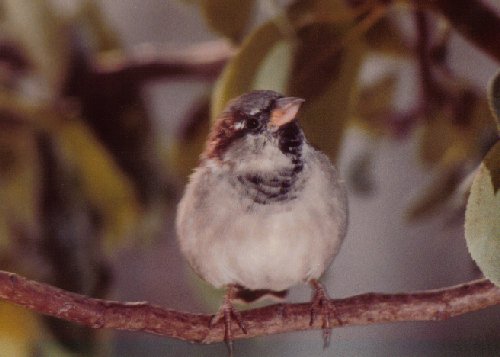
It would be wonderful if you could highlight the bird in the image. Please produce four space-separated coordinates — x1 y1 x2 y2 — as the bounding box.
176 90 348 354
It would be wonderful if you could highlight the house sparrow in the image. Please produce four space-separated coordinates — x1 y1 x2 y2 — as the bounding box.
176 90 348 353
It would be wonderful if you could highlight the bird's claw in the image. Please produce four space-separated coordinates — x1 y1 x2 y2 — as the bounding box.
309 279 341 349
210 286 247 356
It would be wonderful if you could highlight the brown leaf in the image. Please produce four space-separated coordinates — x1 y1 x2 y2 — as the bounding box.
357 73 398 119
287 22 365 160
289 22 345 99
364 13 410 57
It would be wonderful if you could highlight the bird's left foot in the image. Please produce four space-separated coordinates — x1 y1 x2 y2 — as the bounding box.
309 279 342 348
210 285 247 356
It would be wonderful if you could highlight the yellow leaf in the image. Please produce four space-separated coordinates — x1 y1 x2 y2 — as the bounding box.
211 21 285 119
465 141 500 286
52 118 141 251
200 0 255 43
0 302 39 357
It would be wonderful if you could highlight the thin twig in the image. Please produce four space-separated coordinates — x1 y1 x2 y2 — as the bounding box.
93 40 235 82
0 270 498 344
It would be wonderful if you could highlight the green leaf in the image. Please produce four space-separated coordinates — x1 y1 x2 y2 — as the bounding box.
465 141 500 287
3 0 70 93
487 69 500 133
252 40 293 93
200 0 255 42
211 20 285 119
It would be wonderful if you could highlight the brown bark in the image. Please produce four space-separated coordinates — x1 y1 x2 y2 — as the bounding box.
0 270 499 344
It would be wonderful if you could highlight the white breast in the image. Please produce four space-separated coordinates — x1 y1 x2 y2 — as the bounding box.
176 146 348 291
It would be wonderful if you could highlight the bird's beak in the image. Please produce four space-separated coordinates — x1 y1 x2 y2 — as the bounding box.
269 97 305 128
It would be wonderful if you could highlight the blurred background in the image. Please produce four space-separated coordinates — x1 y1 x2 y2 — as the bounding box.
0 0 499 356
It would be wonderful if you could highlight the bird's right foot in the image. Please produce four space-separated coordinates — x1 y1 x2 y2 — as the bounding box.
210 285 247 356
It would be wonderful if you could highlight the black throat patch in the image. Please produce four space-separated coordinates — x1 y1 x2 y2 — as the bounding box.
235 122 304 205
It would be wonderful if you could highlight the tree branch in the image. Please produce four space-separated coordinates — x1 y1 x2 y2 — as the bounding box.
1 270 499 344
93 40 235 83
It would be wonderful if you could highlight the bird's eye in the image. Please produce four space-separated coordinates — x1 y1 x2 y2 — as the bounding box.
246 117 260 130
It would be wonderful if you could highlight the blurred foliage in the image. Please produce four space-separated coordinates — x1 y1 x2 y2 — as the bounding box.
2 0 70 94
0 302 39 357
0 117 39 252
200 0 256 43
0 0 499 355
0 0 168 354
168 94 212 179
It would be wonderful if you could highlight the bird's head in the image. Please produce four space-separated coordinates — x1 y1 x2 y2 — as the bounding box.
203 90 305 167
